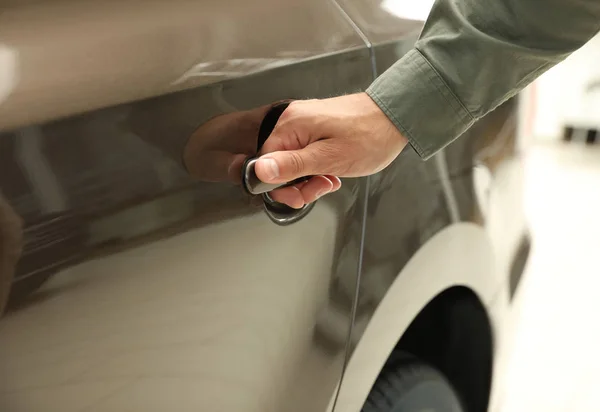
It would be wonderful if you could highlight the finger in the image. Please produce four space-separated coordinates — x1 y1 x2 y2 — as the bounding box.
259 129 292 155
259 104 308 155
255 141 331 184
297 175 334 205
269 186 305 209
293 175 338 195
268 178 309 208
270 175 333 208
324 175 342 192
291 179 309 190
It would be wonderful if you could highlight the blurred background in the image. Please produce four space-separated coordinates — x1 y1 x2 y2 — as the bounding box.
500 33 600 412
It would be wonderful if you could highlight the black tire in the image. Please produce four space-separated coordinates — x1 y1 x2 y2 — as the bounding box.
362 353 464 412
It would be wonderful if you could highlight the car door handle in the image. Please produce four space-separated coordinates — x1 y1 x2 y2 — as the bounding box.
242 101 315 226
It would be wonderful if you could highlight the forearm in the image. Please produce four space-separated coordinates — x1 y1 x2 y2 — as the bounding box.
368 0 600 159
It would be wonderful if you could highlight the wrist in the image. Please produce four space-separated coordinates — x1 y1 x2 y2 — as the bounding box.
358 92 409 149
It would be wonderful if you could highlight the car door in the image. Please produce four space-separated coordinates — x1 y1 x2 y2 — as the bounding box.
0 1 374 411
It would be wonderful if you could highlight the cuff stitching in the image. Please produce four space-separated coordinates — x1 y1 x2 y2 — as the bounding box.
368 90 429 158
414 48 475 123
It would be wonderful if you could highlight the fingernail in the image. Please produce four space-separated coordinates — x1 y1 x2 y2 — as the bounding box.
259 158 279 181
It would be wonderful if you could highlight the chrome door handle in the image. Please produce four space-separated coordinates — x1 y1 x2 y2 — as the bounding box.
242 100 315 226
242 157 283 195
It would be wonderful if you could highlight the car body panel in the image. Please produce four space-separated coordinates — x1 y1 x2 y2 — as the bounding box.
0 206 346 412
335 222 496 411
334 92 526 411
0 47 374 289
321 3 528 408
0 1 529 411
0 2 379 409
334 0 423 76
334 0 424 45
0 0 367 132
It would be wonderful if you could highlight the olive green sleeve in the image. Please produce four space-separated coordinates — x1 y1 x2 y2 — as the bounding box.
367 0 600 159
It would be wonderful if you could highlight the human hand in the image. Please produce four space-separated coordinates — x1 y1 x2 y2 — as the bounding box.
254 92 409 209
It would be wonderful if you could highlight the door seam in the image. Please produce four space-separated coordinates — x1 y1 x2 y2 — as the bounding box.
327 1 378 411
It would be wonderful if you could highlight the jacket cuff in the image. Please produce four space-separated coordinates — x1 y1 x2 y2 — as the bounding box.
367 48 474 160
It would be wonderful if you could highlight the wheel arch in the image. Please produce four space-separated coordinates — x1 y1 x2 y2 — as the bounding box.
334 222 500 412
393 286 494 412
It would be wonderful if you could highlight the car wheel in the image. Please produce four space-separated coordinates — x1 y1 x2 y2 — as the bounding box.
362 353 464 412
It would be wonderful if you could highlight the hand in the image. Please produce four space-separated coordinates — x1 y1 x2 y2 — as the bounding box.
254 92 409 208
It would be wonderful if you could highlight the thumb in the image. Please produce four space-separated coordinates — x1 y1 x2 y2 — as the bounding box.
255 147 320 184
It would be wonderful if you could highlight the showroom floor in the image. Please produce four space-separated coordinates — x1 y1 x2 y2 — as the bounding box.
499 143 600 411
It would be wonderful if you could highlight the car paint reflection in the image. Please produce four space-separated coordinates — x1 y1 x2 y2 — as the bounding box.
0 38 375 412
